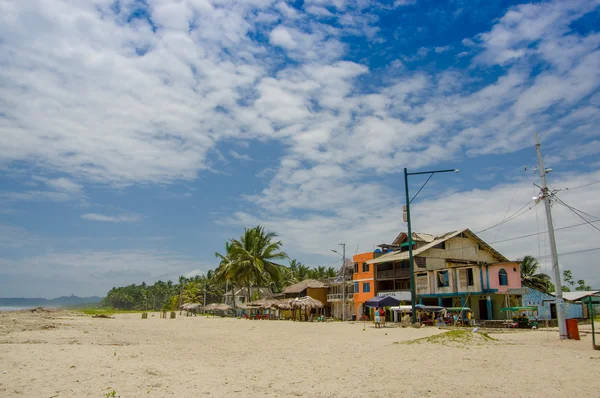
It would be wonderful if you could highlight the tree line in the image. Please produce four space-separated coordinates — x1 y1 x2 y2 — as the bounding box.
102 225 338 310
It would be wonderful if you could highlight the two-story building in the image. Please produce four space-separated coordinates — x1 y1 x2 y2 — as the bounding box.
366 229 524 320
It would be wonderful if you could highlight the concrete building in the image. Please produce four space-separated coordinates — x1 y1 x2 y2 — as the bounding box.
351 251 376 319
522 288 599 320
326 259 355 320
367 229 525 320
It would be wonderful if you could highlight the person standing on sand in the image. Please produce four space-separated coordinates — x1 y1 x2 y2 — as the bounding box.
374 307 380 328
379 307 385 327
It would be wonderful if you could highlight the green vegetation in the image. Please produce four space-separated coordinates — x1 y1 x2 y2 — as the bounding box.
520 255 553 292
101 225 339 311
78 308 147 315
562 269 592 292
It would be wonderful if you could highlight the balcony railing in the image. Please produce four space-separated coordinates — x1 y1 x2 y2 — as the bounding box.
376 268 410 280
327 293 355 302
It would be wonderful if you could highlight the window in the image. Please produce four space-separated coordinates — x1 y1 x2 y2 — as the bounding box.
415 257 426 268
467 268 474 286
437 271 449 288
354 282 359 293
362 262 369 272
362 282 371 293
433 241 446 250
353 263 359 273
499 269 508 286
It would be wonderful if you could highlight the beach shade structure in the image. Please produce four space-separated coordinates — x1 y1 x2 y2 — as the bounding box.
205 303 233 317
415 304 446 312
290 296 324 321
205 303 233 311
181 303 203 316
247 298 279 319
364 296 401 308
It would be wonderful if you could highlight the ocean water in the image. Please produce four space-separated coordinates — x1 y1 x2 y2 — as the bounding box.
0 306 27 312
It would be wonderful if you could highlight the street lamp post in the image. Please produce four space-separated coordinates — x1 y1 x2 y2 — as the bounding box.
332 243 346 321
404 167 458 324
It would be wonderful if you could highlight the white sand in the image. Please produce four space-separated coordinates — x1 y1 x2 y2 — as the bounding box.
1 310 599 397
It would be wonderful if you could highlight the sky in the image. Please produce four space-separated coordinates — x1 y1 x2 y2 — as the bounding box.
1 0 600 298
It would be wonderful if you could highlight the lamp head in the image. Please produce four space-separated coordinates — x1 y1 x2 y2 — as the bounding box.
454 169 459 173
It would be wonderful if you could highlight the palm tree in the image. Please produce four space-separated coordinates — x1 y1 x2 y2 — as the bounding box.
215 241 240 308
520 255 553 292
229 225 289 302
182 281 201 303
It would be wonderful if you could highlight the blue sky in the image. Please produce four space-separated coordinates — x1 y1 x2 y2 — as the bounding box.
1 0 600 297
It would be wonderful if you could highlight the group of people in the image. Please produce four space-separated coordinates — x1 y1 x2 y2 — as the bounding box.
373 307 386 328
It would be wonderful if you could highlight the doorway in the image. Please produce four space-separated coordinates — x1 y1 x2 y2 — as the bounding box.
550 303 557 319
479 299 488 320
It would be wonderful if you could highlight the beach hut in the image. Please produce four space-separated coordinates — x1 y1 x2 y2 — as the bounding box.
181 302 203 316
290 296 324 321
205 303 233 317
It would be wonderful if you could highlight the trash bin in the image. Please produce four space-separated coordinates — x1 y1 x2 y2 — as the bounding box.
566 319 580 340
351 314 356 321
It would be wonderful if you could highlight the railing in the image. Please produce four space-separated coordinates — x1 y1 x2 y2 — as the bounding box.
376 268 410 279
327 293 355 302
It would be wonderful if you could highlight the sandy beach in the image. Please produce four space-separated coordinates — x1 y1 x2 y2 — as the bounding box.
0 310 599 398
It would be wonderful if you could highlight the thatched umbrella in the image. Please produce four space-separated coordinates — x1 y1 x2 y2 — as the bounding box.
205 303 233 312
290 296 323 321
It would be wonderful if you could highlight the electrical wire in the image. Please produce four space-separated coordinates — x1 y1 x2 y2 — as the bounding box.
534 246 600 259
493 187 518 243
564 180 600 191
553 195 600 234
490 219 600 244
475 199 537 234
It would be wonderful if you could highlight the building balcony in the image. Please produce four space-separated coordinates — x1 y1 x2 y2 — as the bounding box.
376 268 410 280
327 293 355 302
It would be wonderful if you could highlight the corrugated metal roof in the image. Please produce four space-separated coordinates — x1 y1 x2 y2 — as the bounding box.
366 228 509 265
552 291 600 301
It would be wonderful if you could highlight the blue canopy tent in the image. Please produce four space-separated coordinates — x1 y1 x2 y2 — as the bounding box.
365 296 401 308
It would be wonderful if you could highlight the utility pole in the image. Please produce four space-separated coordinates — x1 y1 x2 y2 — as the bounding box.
332 243 346 321
203 276 207 308
404 167 458 324
341 243 346 321
535 132 568 340
404 168 417 324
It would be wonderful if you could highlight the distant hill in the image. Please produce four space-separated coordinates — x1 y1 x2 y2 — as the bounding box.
0 295 103 308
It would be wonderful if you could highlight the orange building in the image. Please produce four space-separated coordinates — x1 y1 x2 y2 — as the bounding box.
352 251 375 318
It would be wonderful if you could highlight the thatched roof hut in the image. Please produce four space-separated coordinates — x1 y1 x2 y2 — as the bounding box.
181 303 203 311
205 303 233 312
282 279 327 294
290 296 324 310
273 299 293 310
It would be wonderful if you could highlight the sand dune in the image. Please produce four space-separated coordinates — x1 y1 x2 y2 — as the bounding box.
0 311 599 397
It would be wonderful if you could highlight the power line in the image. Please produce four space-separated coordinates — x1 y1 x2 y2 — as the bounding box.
475 200 537 234
553 195 600 234
534 246 600 260
491 219 600 244
564 180 600 191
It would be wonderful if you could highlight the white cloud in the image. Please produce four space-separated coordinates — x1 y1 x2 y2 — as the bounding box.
230 169 600 288
81 213 144 223
434 45 451 53
394 0 416 6
229 150 253 161
269 26 297 49
0 249 211 296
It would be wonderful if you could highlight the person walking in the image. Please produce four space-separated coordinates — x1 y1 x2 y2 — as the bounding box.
374 307 381 328
379 307 386 327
